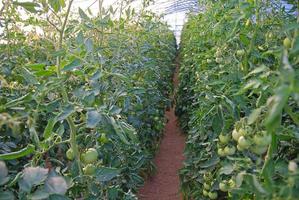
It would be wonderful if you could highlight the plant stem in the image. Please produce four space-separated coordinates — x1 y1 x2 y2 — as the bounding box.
55 0 82 176
99 0 104 48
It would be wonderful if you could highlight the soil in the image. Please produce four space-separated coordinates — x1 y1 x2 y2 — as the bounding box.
138 60 185 200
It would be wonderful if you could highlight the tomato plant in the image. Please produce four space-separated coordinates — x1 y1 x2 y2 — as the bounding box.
177 0 299 199
0 0 176 199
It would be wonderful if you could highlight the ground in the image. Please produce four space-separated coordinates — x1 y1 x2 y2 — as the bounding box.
138 60 185 200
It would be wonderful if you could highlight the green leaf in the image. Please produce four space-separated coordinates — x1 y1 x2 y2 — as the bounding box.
283 23 299 31
266 85 291 127
0 161 8 179
95 167 120 182
285 105 299 126
0 144 35 160
62 59 82 72
119 122 138 143
244 65 268 79
48 0 65 12
236 171 245 187
201 153 219 168
239 33 250 46
219 163 234 175
245 79 262 90
52 49 65 57
43 118 57 140
28 190 50 200
19 68 39 85
13 1 40 13
246 174 268 194
19 167 48 192
0 161 9 185
0 191 15 200
86 110 102 128
34 70 55 77
109 117 129 144
79 8 89 20
76 31 84 45
290 35 299 55
248 107 262 125
57 104 75 121
109 105 122 115
49 194 70 200
45 176 68 195
26 63 46 71
85 38 93 52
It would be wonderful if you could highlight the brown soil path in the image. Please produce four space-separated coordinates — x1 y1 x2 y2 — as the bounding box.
138 60 185 200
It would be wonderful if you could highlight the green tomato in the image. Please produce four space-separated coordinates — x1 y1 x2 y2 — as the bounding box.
237 144 245 151
232 129 241 141
204 172 212 181
82 148 98 164
266 32 273 39
250 145 268 155
219 181 229 192
228 179 236 188
203 183 211 190
288 177 295 187
83 164 96 175
203 190 209 196
66 148 74 160
215 50 222 57
288 161 298 172
236 49 245 57
238 136 250 149
217 148 226 157
253 132 271 147
208 192 218 199
0 161 8 178
207 59 212 63
238 128 247 136
245 19 251 27
100 134 108 144
224 146 236 156
215 57 223 64
219 134 230 144
283 37 292 49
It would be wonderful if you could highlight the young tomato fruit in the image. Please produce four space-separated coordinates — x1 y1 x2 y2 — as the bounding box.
232 128 241 141
218 148 226 157
253 132 271 146
219 134 230 144
66 148 75 160
82 148 98 164
236 49 245 57
238 136 250 149
203 182 211 190
224 146 236 156
219 181 229 192
203 190 208 197
245 19 251 27
283 37 292 49
83 164 96 175
208 192 218 199
251 145 267 155
100 134 108 144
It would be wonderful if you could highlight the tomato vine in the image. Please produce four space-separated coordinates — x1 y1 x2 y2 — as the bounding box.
177 0 299 199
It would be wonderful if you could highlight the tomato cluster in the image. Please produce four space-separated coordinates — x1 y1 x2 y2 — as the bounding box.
177 0 299 199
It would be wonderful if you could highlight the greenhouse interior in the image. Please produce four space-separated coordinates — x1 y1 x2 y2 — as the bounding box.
0 0 298 199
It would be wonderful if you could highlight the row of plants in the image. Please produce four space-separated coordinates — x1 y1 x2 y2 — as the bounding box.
0 0 176 199
176 0 299 199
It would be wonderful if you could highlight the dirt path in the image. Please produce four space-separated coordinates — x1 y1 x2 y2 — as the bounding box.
138 61 185 200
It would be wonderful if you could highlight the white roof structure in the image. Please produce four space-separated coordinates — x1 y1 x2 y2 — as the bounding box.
73 0 200 42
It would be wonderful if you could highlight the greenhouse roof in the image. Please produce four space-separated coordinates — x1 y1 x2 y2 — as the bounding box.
74 0 200 41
